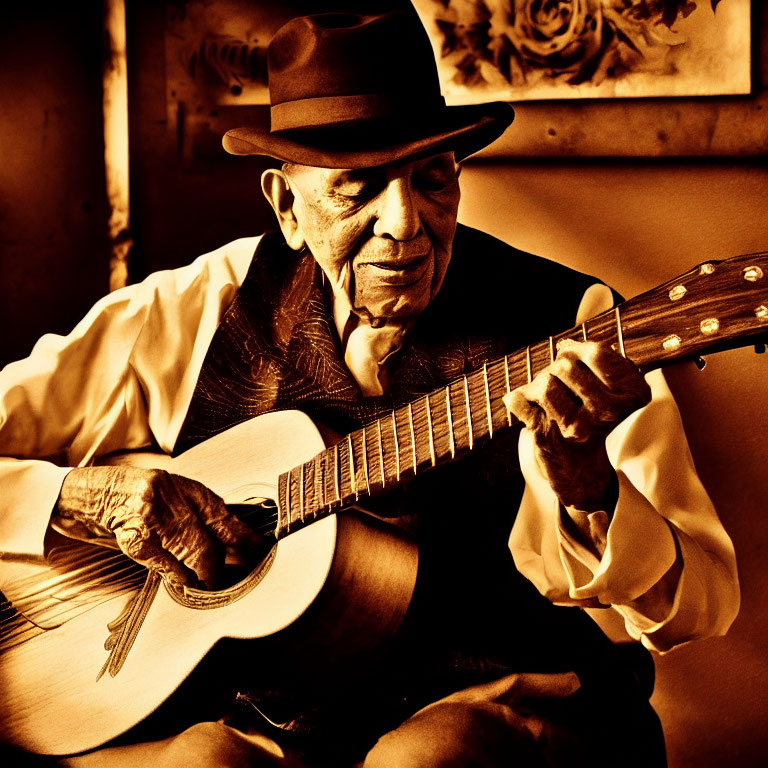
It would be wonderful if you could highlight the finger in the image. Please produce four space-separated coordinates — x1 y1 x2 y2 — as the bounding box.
113 522 196 588
559 339 645 392
513 370 586 442
556 340 651 419
432 671 581 708
551 351 621 426
146 549 199 590
532 373 583 435
154 480 223 589
505 387 547 432
494 671 582 704
196 494 265 552
507 375 585 443
175 478 265 565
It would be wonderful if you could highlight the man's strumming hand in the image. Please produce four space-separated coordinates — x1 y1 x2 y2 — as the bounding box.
54 466 263 589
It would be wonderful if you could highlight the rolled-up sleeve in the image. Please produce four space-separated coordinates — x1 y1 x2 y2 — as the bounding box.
509 283 740 652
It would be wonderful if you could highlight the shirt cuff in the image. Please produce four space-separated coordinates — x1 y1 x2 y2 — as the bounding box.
557 469 678 605
0 459 72 557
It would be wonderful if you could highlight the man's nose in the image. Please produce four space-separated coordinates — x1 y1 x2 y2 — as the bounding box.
372 178 421 241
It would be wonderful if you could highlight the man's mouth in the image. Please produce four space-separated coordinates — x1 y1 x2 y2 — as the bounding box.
360 252 431 286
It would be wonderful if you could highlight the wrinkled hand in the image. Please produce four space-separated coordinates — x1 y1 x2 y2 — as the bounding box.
55 466 263 589
422 670 581 712
505 339 651 512
364 671 581 766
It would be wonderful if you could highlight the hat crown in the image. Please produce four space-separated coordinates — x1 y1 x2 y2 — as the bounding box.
267 11 442 118
222 10 514 168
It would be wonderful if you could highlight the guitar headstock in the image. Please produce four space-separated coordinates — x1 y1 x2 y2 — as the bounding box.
620 251 768 369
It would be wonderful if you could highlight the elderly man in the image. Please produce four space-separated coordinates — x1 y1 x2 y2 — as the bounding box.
0 9 738 768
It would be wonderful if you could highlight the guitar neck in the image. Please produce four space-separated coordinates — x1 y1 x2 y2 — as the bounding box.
275 252 768 538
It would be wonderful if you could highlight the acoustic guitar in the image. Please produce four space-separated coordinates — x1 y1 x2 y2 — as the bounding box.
1 251 766 755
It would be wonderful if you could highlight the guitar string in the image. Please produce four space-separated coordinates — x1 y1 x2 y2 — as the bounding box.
0 561 142 609
0 561 133 615
0 504 281 637
0 580 147 652
1 575 144 629
0 552 145 630
0 569 145 632
0 550 140 607
1 561 144 616
0 584 146 651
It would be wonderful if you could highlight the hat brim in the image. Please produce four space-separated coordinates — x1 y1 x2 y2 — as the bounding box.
222 102 514 169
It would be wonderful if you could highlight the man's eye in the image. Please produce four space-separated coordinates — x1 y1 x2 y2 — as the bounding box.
334 181 374 198
332 174 385 200
414 165 457 192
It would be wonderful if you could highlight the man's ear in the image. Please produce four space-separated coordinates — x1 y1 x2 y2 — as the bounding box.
261 168 306 251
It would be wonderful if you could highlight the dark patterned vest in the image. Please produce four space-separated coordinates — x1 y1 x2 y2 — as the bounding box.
174 225 644 703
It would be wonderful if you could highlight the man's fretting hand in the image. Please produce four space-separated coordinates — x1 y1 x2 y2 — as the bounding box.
55 466 264 589
505 339 651 513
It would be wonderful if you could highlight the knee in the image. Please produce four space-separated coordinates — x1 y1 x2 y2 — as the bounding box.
363 701 547 768
162 722 258 768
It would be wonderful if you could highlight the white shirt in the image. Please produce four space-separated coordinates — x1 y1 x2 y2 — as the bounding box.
0 237 739 653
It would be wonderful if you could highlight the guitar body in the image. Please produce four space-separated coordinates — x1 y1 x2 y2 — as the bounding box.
0 410 419 755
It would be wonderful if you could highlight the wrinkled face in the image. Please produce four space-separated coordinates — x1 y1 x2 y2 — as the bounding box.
284 153 461 323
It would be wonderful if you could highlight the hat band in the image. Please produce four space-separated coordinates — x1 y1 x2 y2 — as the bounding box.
270 92 447 132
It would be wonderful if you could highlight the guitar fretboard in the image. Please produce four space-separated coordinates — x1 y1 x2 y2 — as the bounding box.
275 250 768 537
275 307 628 537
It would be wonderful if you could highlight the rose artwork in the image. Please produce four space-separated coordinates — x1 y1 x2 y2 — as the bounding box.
424 0 730 90
502 0 606 83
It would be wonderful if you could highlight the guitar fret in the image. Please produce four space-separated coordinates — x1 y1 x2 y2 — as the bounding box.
308 459 317 519
334 443 340 503
362 428 371 495
425 394 436 467
347 434 357 497
463 375 473 451
285 469 293 533
582 322 588 341
407 402 417 473
549 335 555 363
614 305 627 357
310 462 316 521
483 363 493 439
299 464 305 524
377 419 385 489
525 346 532 383
316 453 325 511
503 355 512 427
445 385 456 458
392 410 401 481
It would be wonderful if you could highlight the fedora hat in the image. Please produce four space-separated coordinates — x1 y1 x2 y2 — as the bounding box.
222 10 514 168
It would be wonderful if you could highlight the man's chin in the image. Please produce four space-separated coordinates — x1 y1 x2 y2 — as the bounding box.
353 274 434 324
354 291 431 325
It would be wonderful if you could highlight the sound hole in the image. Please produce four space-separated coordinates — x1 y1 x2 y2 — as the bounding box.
204 497 279 592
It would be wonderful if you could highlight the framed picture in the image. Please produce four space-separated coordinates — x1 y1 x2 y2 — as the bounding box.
162 0 762 158
411 0 751 103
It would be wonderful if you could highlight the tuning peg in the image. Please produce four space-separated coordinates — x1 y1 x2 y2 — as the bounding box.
693 356 707 370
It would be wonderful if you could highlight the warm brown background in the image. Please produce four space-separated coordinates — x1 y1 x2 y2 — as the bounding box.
1 1 766 765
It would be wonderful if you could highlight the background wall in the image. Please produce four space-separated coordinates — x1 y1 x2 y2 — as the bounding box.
0 2 111 366
0 1 766 765
458 159 768 767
